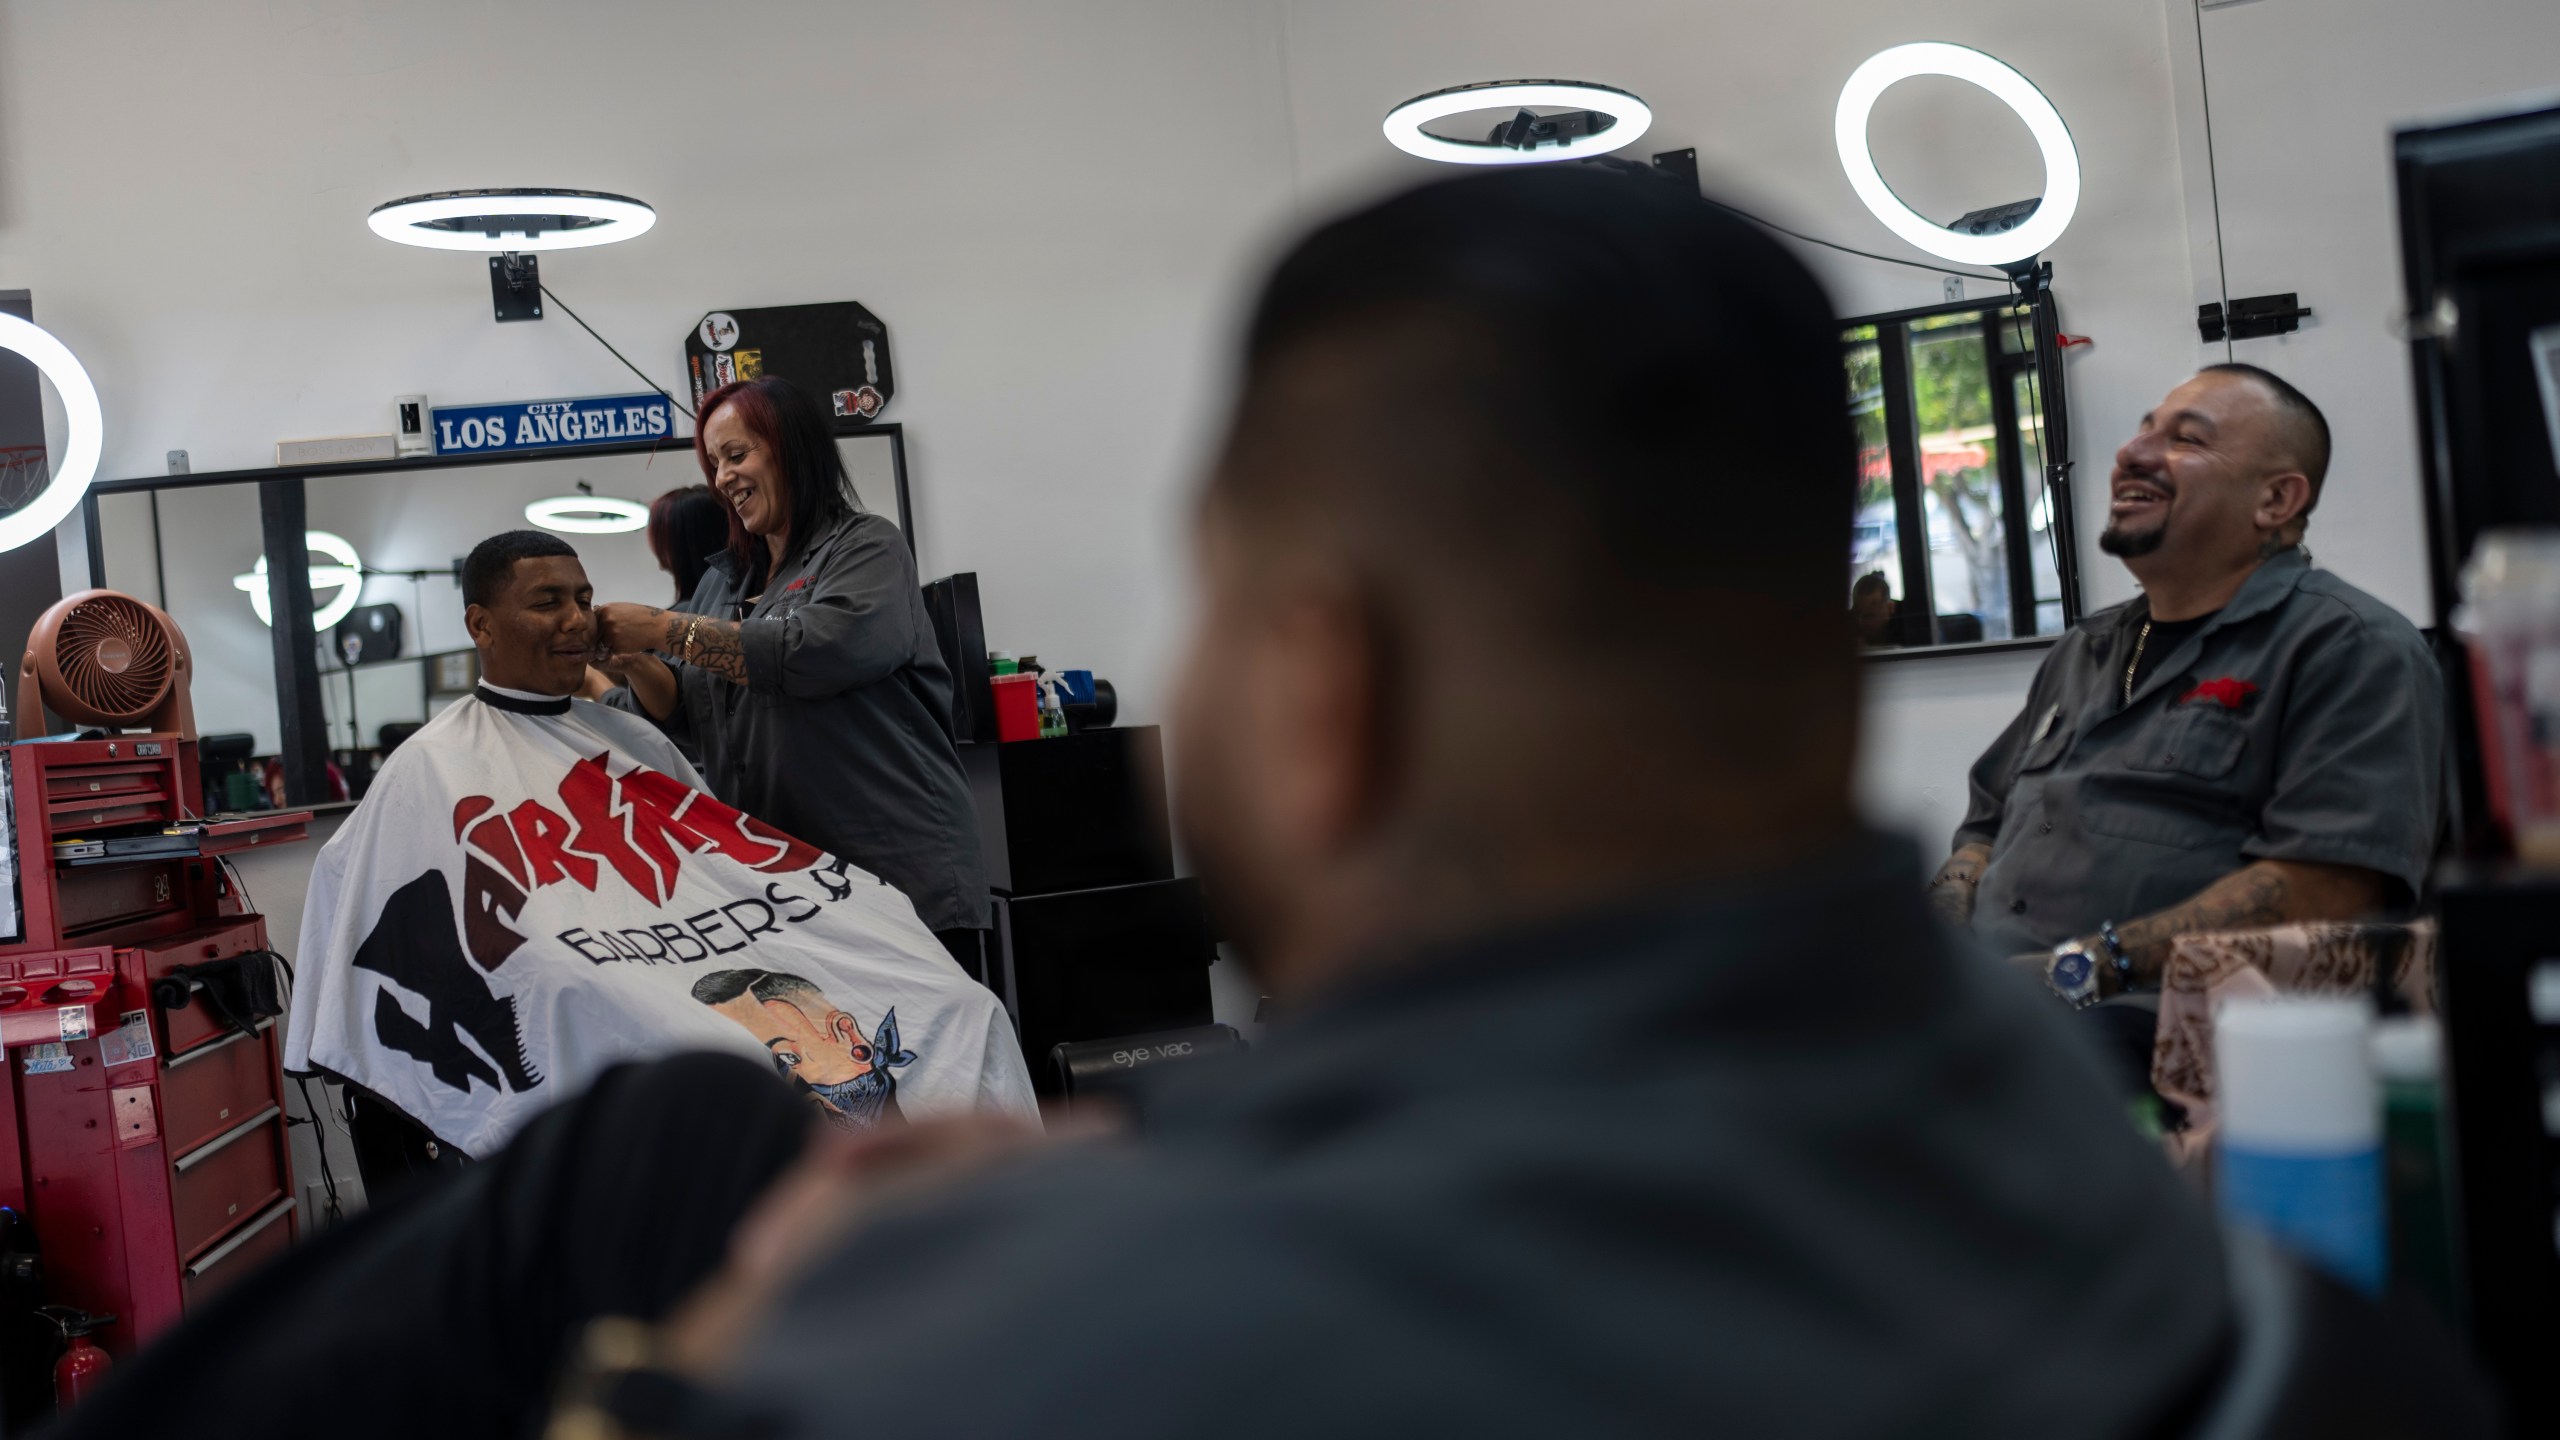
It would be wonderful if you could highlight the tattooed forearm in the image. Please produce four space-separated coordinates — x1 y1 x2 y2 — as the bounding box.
1926 842 1992 927
2105 859 2388 990
675 616 751 686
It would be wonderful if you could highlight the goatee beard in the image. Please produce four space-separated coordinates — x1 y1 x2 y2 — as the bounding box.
2098 522 2165 558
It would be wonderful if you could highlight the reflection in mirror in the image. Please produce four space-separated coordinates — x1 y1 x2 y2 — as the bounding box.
91 429 908 801
1845 296 2073 654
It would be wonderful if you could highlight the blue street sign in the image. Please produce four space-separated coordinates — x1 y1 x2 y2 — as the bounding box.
430 392 675 456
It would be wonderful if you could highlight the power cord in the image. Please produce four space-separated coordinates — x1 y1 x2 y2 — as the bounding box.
1695 194 2010 282
538 282 698 423
291 1075 347 1225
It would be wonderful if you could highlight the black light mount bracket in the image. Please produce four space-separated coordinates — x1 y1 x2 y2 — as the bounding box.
2001 257 2053 301
1486 107 1614 152
2198 292 2312 343
1951 198 2043 239
490 252 543 323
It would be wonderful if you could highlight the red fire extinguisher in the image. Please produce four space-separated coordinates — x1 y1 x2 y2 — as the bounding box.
36 1306 113 1408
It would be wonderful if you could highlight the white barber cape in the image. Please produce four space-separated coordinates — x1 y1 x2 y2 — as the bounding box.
283 683 1037 1157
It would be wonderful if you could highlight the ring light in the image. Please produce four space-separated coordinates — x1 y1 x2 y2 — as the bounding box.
0 315 101 555
233 530 364 630
1384 81 1652 165
1834 43 2079 266
367 189 656 252
526 493 648 534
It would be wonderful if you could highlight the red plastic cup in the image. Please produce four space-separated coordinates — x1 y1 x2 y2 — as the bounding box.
991 673 1041 742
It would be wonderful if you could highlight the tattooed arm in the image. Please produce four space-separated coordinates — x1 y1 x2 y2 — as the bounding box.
2081 858 2391 996
1927 842 1992 928
597 603 753 688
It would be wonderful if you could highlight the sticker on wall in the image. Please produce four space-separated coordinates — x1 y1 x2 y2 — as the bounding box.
22 1042 71 1075
428 393 676 457
683 301 895 424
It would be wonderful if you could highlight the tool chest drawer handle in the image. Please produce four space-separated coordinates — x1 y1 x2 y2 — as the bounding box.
163 1017 272 1069
183 1197 296 1279
172 1104 280 1173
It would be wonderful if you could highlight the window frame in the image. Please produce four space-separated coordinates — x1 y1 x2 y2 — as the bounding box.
1847 290 2083 657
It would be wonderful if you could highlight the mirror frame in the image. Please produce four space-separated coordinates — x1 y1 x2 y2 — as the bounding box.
78 419 912 805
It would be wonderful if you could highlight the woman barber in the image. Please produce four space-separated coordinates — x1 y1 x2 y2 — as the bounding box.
592 376 990 965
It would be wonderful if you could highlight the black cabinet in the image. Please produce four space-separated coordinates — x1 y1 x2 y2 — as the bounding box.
963 726 1214 1092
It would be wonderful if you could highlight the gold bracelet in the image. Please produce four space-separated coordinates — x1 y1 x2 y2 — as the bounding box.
677 616 698 661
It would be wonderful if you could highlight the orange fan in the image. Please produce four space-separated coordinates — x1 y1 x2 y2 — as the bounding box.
16 589 196 738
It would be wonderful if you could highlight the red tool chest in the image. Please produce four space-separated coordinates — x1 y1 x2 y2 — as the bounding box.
0 735 310 1356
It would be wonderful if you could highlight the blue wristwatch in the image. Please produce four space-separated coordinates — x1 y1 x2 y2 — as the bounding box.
2045 939 2102 1009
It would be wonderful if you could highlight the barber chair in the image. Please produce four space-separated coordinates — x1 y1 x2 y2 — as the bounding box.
2178 1225 2499 1439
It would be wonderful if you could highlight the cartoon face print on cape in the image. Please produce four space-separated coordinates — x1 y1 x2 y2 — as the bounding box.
691 968 917 1129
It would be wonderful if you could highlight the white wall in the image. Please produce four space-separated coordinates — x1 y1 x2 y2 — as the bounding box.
2169 0 2560 627
1 0 1304 725
2 0 2539 866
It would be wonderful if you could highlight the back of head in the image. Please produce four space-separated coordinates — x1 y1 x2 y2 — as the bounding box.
648 485 731 602
1221 165 1857 793
462 529 578 612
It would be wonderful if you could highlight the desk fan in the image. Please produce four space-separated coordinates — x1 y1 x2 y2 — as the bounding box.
15 588 196 738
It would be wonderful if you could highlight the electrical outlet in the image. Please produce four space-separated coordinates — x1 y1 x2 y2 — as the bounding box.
1944 276 1964 302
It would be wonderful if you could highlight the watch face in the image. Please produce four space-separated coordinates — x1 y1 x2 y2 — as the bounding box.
2050 949 2095 995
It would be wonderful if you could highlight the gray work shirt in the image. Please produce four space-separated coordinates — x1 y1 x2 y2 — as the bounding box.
1958 547 2443 960
608 510 989 931
720 832 2232 1437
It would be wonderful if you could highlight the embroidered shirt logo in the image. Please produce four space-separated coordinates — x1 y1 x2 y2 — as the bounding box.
2179 677 2259 710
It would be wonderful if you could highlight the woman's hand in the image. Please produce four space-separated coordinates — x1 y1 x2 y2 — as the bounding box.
595 602 677 656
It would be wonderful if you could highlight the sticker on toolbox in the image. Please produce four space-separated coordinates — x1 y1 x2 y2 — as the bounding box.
98 1010 156 1067
56 1005 89 1042
22 1043 71 1075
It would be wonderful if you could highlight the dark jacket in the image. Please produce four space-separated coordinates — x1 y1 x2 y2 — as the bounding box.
616 510 987 931
723 832 2232 1437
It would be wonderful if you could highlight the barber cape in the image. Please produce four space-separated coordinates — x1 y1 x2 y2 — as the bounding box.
283 685 1037 1157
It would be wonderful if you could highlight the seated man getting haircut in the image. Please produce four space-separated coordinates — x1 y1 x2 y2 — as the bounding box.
1928 367 2442 1043
56 176 2490 1440
283 529 1033 1161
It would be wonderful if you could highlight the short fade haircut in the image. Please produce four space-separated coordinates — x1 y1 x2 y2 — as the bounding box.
690 968 829 1013
461 529 578 611
1225 165 1853 677
2200 362 2332 501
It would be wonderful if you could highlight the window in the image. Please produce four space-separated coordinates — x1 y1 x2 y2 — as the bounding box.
1845 294 2079 651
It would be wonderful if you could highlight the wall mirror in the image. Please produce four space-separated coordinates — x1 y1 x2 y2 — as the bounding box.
80 422 909 806
1844 293 2081 656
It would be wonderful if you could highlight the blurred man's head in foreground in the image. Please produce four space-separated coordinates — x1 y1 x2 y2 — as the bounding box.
1170 166 1859 996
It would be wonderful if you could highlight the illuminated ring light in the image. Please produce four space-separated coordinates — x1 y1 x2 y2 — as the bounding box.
366 189 656 252
1834 43 2079 266
1383 80 1652 165
526 493 648 534
0 315 101 555
233 531 364 630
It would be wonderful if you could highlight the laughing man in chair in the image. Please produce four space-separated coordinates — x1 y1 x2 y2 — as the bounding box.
1927 366 2442 1075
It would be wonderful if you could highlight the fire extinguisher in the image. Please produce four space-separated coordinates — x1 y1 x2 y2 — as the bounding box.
35 1306 112 1408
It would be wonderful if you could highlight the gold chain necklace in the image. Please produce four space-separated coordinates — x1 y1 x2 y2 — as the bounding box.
2122 619 2153 705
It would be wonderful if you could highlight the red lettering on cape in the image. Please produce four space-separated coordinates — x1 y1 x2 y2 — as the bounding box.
560 754 672 904
454 795 496 841
466 813 531 888
509 799 597 890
